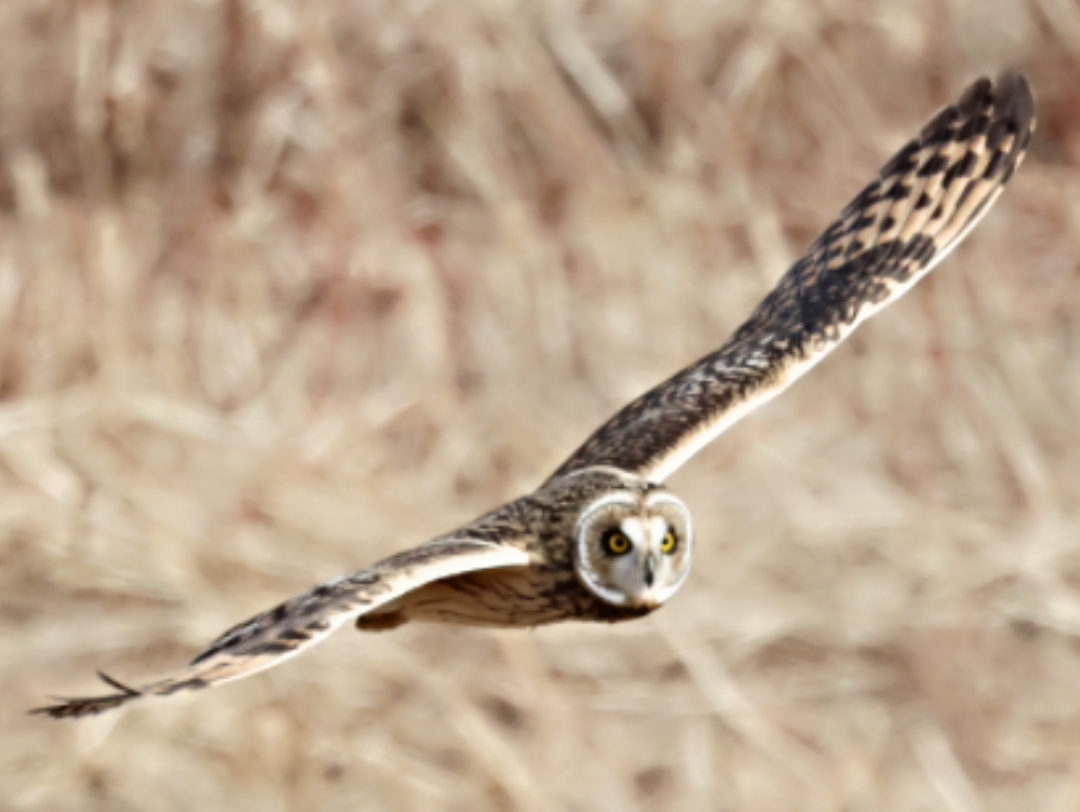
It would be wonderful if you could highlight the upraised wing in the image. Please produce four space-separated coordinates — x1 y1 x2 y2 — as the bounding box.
551 70 1035 483
32 538 531 719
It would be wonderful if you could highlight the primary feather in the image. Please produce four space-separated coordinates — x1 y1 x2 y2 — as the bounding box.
31 540 531 719
551 70 1035 482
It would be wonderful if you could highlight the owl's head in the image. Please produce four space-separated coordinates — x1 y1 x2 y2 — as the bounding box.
573 485 693 609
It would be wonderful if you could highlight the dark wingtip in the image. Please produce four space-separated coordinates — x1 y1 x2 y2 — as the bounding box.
957 76 993 117
29 671 143 720
991 70 1037 178
993 69 1036 127
921 70 1036 149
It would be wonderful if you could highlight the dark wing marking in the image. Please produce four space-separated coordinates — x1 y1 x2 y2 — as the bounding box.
551 70 1035 483
31 539 531 719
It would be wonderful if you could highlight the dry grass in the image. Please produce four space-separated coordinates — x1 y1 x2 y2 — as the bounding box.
3 1 1080 810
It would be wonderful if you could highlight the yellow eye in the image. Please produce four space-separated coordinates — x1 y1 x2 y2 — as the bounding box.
602 530 632 556
661 530 678 554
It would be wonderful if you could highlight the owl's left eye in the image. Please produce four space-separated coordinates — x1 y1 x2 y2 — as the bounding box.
660 529 678 554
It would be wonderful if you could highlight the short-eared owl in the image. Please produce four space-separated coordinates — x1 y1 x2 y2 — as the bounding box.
35 72 1035 719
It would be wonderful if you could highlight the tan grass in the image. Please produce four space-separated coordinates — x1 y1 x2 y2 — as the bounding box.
4 1 1080 810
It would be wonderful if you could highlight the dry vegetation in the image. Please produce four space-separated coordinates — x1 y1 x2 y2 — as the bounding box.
3 0 1080 809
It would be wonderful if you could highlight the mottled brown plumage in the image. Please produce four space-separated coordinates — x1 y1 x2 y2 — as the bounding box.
35 470 677 719
553 70 1035 482
33 72 1035 720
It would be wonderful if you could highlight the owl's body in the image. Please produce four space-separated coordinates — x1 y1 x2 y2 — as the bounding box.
35 71 1036 720
360 470 667 631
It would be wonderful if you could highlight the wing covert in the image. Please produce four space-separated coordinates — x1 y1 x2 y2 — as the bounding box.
31 539 531 719
551 70 1035 483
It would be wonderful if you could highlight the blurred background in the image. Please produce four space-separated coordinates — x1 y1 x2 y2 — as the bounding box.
3 1 1079 810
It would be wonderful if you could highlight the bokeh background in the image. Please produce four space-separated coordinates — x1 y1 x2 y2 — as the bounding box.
4 1 1079 810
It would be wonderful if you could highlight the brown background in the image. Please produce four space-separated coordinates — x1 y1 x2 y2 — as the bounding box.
4 1 1080 810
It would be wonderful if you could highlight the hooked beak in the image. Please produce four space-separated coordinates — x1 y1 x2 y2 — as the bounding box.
643 553 656 588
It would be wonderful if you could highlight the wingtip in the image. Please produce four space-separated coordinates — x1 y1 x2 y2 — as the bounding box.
957 75 993 117
29 671 143 720
993 69 1035 124
921 70 1036 148
955 70 1034 120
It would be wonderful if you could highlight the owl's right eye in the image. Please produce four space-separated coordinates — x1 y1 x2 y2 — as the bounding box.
601 530 632 556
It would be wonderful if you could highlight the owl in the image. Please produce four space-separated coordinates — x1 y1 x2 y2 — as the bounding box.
34 71 1035 719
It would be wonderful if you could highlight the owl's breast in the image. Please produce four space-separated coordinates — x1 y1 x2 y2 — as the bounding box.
389 563 649 628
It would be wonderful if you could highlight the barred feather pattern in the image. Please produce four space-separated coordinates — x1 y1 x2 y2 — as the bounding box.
31 539 532 719
551 70 1035 483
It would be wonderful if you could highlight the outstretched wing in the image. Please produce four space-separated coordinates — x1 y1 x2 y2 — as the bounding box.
32 539 531 719
550 71 1036 483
